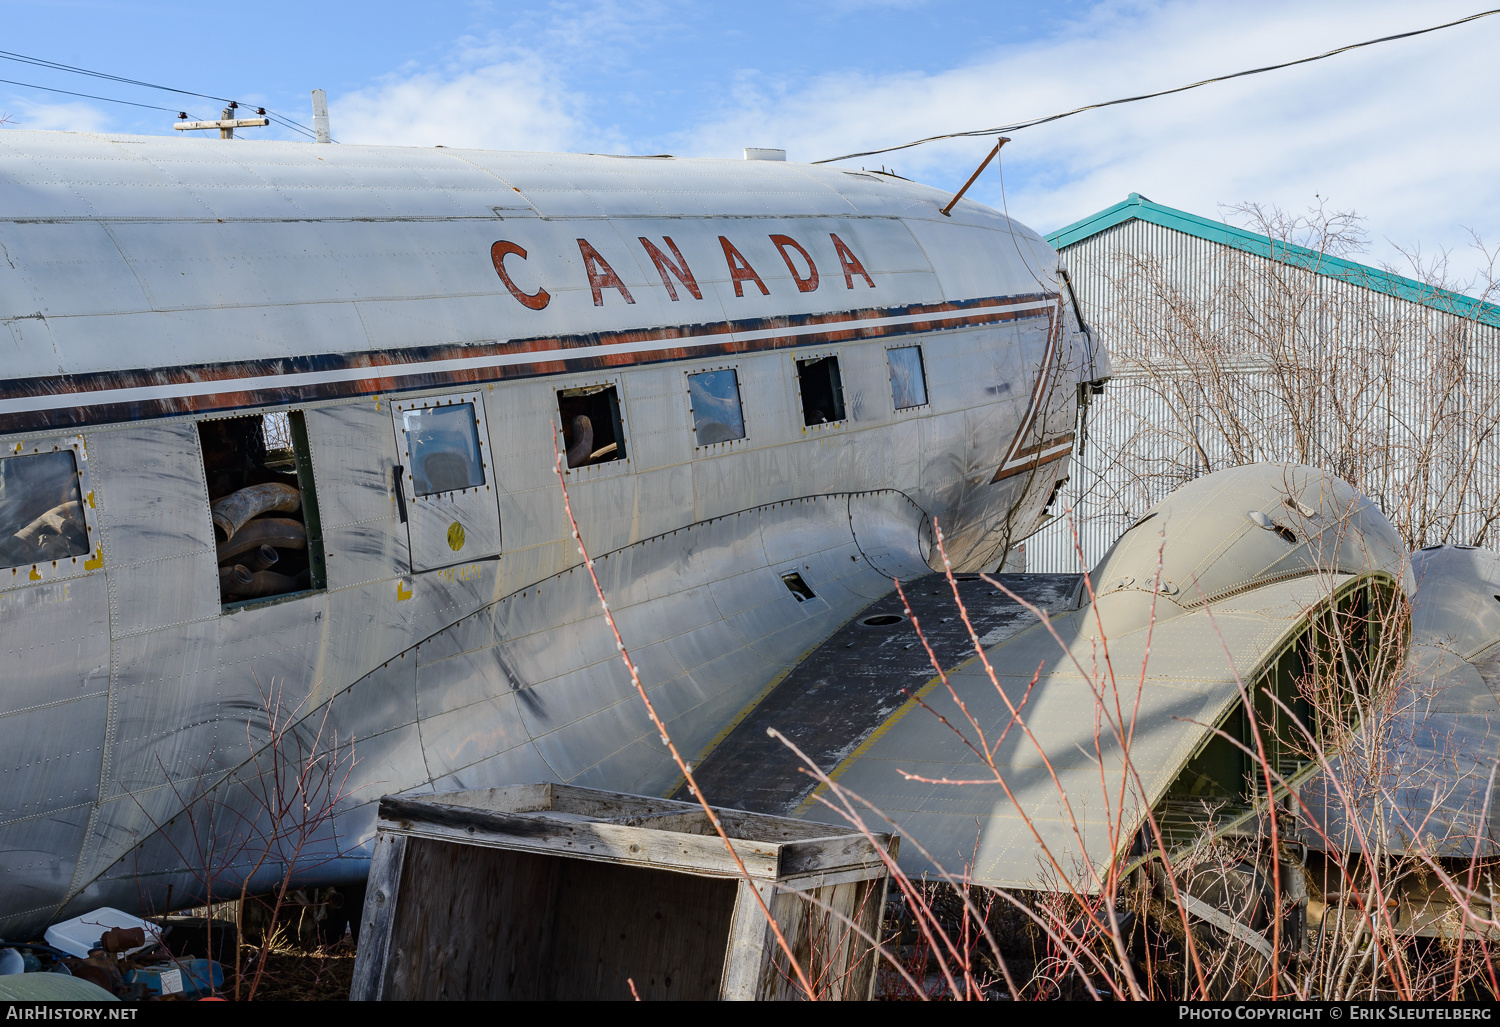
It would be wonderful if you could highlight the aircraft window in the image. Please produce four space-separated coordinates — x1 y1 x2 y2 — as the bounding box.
687 369 746 446
0 450 89 570
200 411 325 607
402 403 486 496
558 384 628 468
887 346 928 410
796 356 845 426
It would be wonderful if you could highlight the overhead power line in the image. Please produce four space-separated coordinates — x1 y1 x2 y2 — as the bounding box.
0 75 187 114
0 49 322 140
0 49 234 104
816 7 1500 164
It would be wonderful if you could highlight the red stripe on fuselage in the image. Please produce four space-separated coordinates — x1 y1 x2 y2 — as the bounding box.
0 293 1056 433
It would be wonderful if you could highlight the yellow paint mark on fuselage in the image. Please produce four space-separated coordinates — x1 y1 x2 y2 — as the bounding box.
434 563 482 584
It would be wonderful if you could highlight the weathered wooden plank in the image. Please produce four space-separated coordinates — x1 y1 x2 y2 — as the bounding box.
547 784 692 819
861 874 891 1000
713 809 880 843
383 839 560 999
759 884 812 1000
720 879 778 1000
607 809 717 835
418 782 554 814
376 804 785 878
348 832 407 1001
816 878 883 1000
778 831 889 876
544 860 736 1000
408 785 881 844
775 864 894 891
720 876 891 1000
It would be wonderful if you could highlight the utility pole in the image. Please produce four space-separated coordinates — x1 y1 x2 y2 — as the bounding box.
174 102 270 139
311 89 331 144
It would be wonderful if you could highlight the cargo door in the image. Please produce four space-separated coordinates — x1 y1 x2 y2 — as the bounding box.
393 392 502 572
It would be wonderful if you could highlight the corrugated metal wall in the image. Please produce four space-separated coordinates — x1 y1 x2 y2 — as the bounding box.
1026 219 1500 573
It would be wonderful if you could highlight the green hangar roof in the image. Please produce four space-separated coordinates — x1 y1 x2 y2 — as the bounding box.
1046 193 1500 327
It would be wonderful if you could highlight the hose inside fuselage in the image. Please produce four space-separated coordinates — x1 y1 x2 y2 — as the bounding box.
211 482 302 543
565 415 594 468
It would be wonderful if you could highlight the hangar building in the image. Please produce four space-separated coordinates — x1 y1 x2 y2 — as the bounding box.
1027 193 1500 572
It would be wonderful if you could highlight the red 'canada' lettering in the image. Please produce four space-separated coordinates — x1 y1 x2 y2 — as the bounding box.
770 235 819 293
490 240 551 310
639 236 702 301
830 233 875 289
719 237 769 297
577 238 636 306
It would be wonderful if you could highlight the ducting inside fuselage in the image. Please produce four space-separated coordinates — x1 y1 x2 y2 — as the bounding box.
558 385 628 468
200 412 322 605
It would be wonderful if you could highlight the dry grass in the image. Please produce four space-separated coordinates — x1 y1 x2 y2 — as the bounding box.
244 948 356 1002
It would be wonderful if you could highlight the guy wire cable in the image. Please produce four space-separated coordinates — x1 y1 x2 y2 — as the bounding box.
816 7 1500 164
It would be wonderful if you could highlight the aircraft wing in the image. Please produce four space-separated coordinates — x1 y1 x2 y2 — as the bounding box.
696 570 1357 890
1299 545 1500 857
695 462 1427 892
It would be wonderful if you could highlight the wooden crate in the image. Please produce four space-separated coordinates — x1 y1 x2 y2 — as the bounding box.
349 783 897 1000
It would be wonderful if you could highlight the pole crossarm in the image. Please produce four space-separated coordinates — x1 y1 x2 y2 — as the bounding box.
174 118 270 131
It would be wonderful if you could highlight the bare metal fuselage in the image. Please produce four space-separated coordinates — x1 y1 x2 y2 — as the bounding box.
0 132 1100 934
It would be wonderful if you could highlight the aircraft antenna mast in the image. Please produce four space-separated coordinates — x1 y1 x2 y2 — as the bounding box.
311 89 331 143
174 101 270 139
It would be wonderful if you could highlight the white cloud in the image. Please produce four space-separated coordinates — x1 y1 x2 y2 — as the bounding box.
668 0 1500 282
331 1 671 153
334 53 594 152
327 0 1500 284
5 100 111 133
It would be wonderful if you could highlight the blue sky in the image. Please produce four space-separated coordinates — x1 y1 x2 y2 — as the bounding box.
2 1 1498 289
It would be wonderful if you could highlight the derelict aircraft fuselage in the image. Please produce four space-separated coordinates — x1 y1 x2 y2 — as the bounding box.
0 131 1104 934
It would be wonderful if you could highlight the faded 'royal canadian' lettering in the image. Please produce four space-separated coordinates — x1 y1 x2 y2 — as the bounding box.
720 237 770 297
490 240 551 310
831 233 875 289
578 238 636 306
770 235 819 293
639 236 702 301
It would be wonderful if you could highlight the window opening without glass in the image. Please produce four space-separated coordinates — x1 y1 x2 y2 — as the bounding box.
796 356 845 426
0 449 90 571
403 403 486 496
688 369 746 446
782 572 816 602
559 385 628 468
887 346 928 410
200 410 325 607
